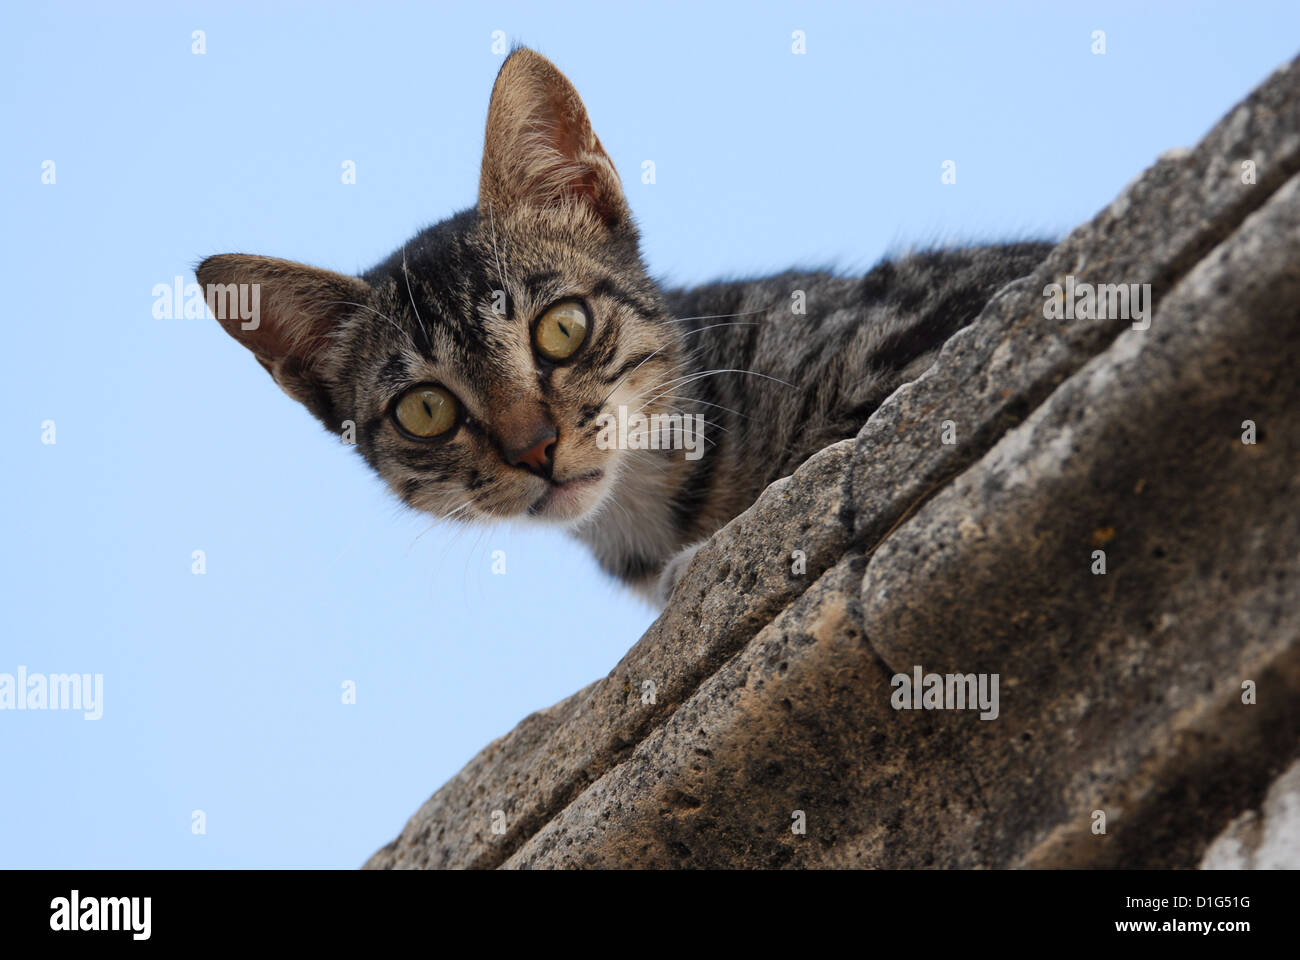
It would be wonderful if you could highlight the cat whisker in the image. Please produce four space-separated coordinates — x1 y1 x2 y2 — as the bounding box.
621 368 795 413
598 321 760 408
436 506 486 563
486 201 511 299
664 306 774 325
597 339 683 407
401 245 434 351
440 499 478 522
323 300 421 353
404 496 478 554
620 367 733 403
623 410 731 439
632 393 750 422
405 519 441 555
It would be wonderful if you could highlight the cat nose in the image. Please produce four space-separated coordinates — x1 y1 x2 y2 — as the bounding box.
504 425 557 475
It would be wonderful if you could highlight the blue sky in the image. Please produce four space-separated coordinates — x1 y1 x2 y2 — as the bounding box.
2 2 1296 867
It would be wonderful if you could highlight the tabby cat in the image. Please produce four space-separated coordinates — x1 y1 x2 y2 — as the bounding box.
197 48 1051 605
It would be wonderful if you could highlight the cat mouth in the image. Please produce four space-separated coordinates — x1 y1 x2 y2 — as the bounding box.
526 469 606 519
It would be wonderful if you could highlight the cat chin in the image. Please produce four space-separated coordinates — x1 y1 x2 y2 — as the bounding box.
523 469 610 526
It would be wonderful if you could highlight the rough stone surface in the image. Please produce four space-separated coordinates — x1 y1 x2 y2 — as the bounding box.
366 55 1300 870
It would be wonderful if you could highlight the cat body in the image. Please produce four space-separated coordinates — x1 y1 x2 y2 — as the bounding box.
197 49 1050 605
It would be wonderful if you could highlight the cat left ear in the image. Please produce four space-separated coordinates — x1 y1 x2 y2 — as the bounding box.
478 48 629 230
196 254 370 427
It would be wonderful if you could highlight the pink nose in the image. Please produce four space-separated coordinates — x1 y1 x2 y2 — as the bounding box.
507 432 556 473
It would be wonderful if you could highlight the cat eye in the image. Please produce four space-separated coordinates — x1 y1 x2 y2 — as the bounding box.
393 384 459 439
533 300 590 362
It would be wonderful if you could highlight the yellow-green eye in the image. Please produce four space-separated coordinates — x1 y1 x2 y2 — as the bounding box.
394 385 458 438
533 301 589 362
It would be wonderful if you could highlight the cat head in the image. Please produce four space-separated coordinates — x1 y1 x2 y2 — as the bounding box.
198 49 682 528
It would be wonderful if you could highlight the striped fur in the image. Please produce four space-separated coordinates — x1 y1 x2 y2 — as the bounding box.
197 48 1052 605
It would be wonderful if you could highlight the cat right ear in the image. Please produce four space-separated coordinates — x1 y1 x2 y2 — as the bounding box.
195 254 370 426
478 48 630 230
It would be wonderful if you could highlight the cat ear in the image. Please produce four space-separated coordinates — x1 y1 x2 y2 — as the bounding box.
195 254 370 426
478 48 629 229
